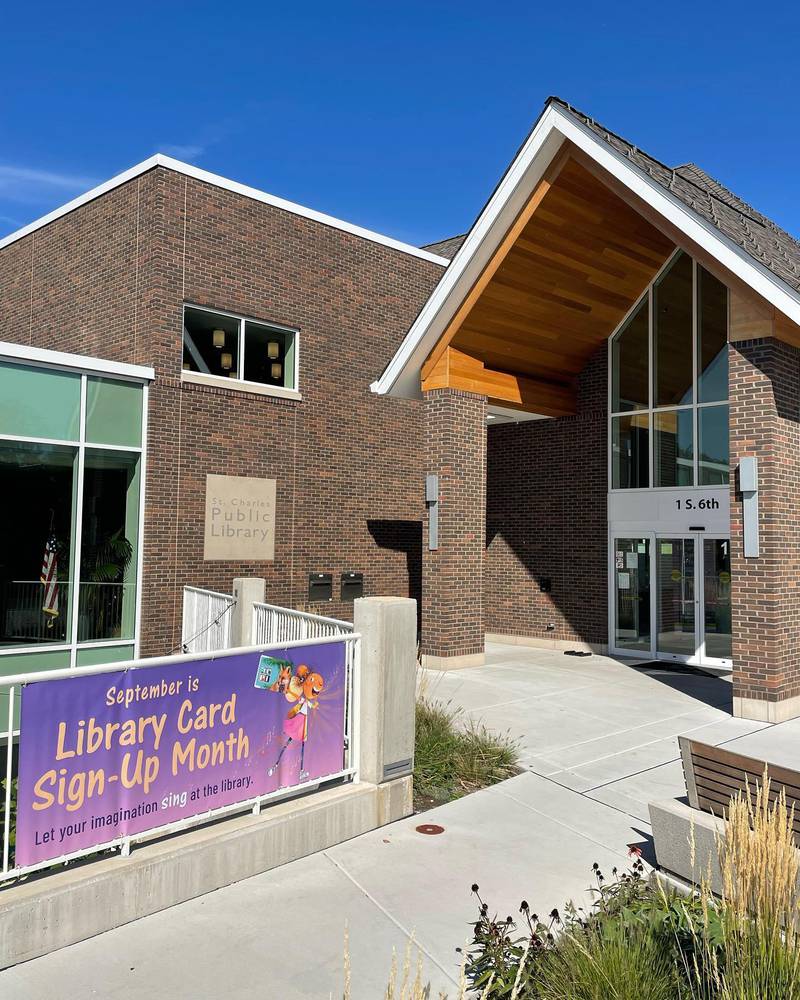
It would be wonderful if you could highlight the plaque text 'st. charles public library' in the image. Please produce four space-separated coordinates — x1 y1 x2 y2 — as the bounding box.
3 97 800 722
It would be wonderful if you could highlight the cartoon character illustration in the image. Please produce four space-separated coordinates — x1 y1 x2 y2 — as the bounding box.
268 664 292 694
267 667 325 780
253 655 294 691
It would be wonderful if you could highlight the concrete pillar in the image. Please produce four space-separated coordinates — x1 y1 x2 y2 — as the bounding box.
353 596 417 785
729 339 800 722
231 577 266 647
421 388 486 668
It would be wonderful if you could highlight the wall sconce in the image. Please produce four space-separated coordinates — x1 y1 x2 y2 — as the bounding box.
213 329 225 349
271 362 282 380
182 361 191 371
267 340 280 359
221 351 233 371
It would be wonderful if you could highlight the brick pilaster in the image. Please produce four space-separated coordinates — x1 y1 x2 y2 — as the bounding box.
421 389 486 662
730 338 800 719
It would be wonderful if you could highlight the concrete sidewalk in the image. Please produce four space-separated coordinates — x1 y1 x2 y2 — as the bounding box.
0 771 647 999
0 643 775 999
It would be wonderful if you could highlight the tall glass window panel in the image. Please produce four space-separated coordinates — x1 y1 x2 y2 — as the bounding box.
79 450 140 642
654 409 694 487
611 298 649 412
243 321 296 390
611 414 649 489
698 405 729 485
0 361 81 441
183 307 240 379
698 267 729 403
86 377 143 448
0 441 76 647
653 252 694 407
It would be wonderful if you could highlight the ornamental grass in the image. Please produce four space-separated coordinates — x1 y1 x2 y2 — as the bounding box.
350 768 800 998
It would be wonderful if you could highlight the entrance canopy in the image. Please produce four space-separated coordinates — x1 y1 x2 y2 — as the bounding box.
372 98 800 416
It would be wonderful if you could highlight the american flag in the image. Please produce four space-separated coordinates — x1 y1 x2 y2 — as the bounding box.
40 533 59 627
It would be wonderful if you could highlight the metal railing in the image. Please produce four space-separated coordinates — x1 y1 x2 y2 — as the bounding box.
181 586 236 653
1 580 132 644
252 602 353 645
0 633 360 885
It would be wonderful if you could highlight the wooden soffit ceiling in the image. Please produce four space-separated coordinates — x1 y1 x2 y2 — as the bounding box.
421 151 675 416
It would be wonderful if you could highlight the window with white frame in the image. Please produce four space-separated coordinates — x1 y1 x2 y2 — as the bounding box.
182 305 298 392
609 251 729 490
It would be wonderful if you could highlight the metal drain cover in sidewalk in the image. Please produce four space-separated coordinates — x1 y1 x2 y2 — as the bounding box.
416 823 445 835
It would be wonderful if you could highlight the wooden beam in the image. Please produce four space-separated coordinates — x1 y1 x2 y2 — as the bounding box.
421 347 575 417
419 144 572 383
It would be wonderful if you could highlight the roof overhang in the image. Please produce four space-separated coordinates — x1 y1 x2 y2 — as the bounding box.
372 102 800 400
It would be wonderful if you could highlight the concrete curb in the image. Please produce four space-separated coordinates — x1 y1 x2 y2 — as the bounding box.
1 777 411 968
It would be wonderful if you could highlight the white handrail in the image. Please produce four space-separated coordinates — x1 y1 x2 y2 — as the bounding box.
251 601 353 646
181 586 235 654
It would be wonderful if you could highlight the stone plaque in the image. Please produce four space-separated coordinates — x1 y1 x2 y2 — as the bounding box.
203 474 276 561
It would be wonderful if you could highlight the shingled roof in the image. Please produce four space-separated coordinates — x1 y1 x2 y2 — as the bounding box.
420 233 467 260
423 98 800 289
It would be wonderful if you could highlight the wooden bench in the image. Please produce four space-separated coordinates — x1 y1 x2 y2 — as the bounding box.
678 736 800 837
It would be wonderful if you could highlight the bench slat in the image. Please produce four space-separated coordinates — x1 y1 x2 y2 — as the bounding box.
691 752 800 798
693 762 800 804
678 735 800 826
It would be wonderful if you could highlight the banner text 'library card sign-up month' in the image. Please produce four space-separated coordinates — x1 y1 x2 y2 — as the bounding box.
15 642 346 867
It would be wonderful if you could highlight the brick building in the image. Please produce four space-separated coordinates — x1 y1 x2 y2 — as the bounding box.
3 97 800 722
376 97 800 724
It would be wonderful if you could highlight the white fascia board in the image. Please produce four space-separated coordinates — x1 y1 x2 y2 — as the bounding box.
373 103 800 398
370 106 567 398
0 154 449 267
0 339 154 381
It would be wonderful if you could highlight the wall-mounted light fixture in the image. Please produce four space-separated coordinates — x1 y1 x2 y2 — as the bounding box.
221 351 233 371
740 457 760 557
271 362 282 380
267 340 280 359
213 329 225 349
425 473 439 550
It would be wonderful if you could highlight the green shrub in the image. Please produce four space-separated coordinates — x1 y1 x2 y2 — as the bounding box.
414 695 518 807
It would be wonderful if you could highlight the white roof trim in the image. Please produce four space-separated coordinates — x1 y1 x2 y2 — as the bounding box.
0 154 450 267
0 339 154 381
372 103 800 398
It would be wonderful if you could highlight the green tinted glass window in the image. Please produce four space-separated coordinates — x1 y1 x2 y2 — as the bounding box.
75 644 134 667
0 361 81 441
0 649 71 734
85 377 143 447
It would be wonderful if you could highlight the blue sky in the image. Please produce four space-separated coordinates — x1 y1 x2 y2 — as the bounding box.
3 1 800 247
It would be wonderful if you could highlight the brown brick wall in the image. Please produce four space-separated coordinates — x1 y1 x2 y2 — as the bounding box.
0 166 445 656
485 349 608 646
421 388 487 657
730 338 800 704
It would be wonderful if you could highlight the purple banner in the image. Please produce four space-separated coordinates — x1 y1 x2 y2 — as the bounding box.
15 642 347 867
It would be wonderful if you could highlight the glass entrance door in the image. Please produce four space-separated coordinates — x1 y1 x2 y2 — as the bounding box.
656 537 696 661
610 532 731 668
613 538 651 654
701 539 732 665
